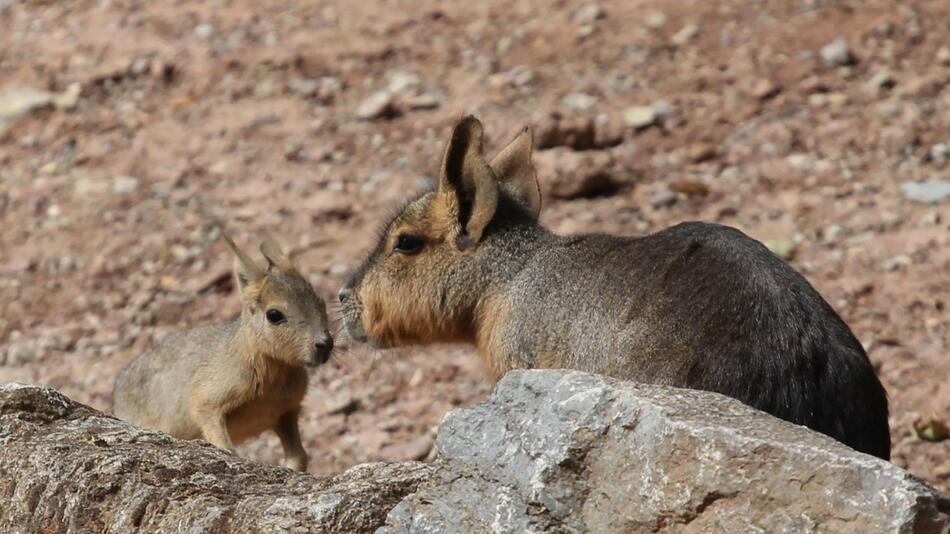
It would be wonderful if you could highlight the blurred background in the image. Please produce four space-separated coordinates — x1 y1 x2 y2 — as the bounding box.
0 0 947 491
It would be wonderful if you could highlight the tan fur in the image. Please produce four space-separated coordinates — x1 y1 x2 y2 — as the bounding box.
114 236 332 472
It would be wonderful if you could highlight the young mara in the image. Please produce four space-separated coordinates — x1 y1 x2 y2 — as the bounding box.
114 236 332 471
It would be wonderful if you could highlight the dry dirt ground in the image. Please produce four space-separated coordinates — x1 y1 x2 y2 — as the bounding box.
1 0 948 493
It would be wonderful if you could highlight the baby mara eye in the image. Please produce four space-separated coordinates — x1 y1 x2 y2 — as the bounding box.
393 234 425 255
265 309 287 325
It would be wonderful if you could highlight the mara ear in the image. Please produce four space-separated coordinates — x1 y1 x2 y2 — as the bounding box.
223 234 264 294
489 127 541 220
437 115 499 250
259 235 295 274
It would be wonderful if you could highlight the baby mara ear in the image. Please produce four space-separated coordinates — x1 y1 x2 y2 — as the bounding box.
435 117 542 251
224 234 264 294
259 235 296 274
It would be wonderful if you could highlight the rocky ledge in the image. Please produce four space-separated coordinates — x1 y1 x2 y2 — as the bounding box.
1 371 947 533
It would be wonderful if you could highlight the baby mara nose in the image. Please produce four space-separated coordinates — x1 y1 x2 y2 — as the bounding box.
311 338 334 367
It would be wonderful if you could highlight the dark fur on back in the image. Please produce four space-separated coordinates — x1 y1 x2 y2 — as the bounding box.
521 222 891 459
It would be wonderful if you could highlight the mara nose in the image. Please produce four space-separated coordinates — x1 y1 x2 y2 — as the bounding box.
313 338 334 366
338 288 351 304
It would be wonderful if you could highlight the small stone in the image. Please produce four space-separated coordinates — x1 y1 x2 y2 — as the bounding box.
866 70 895 92
900 180 950 204
671 178 710 196
209 160 230 175
290 78 320 98
52 83 81 111
651 100 673 119
0 86 53 119
573 4 604 25
386 72 421 95
644 12 667 30
534 148 617 199
913 415 949 442
535 116 597 150
936 46 950 67
356 91 398 121
193 24 214 39
73 176 108 197
561 92 597 111
929 144 948 165
324 393 360 415
510 67 535 87
406 93 440 110
882 254 911 272
623 106 656 129
253 79 277 99
112 175 140 195
820 37 855 67
764 240 798 260
688 142 717 163
671 24 699 47
650 188 677 209
5 342 36 365
752 78 781 100
826 93 849 108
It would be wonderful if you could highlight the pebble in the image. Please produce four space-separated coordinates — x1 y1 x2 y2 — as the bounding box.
0 86 53 119
534 148 617 199
5 342 36 365
73 176 108 197
671 24 699 47
882 254 912 272
623 106 656 129
764 240 798 260
652 100 673 119
866 70 895 92
407 93 440 110
193 24 214 40
820 37 854 67
752 78 781 100
324 393 359 415
900 180 950 204
386 72 421 95
688 142 717 163
650 188 677 209
112 175 140 195
573 4 604 25
937 46 950 67
928 144 947 165
561 92 597 111
356 91 397 121
52 83 81 111
644 12 667 30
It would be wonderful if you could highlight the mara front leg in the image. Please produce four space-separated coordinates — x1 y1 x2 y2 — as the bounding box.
190 401 236 452
274 410 308 472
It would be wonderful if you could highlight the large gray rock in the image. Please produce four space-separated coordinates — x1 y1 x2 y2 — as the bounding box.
1 373 947 533
0 384 430 533
382 370 950 533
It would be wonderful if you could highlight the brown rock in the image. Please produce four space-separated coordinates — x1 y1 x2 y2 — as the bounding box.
534 148 619 199
688 142 717 163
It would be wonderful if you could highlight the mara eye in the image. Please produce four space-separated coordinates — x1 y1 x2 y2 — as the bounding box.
393 234 425 255
265 309 286 325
